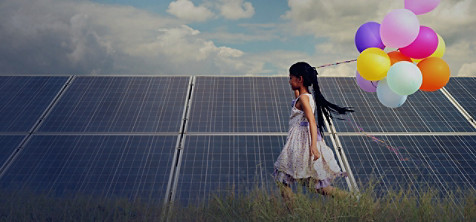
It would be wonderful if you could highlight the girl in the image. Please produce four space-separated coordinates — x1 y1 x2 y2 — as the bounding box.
273 62 354 205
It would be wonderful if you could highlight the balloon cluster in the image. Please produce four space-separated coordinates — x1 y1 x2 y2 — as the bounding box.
354 0 450 108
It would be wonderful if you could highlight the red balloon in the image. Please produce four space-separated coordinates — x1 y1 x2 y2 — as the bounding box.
388 51 412 65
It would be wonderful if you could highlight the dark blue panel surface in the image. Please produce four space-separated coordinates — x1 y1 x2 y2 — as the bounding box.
319 77 474 132
188 77 292 132
444 77 476 121
174 135 347 205
39 77 189 133
340 135 476 196
0 76 67 132
0 135 176 203
0 136 25 168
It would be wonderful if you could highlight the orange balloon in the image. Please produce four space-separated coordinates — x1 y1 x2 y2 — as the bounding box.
417 57 451 91
388 51 412 65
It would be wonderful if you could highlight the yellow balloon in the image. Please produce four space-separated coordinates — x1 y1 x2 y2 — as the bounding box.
357 48 391 81
412 33 446 63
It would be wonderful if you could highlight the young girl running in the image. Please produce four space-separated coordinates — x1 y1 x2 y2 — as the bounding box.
273 62 354 205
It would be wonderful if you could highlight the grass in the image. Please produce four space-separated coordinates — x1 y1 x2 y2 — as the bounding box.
1 183 475 221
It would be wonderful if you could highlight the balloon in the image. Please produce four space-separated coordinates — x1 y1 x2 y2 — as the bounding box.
356 70 378 92
388 51 412 65
387 61 423 95
431 33 446 58
400 26 438 59
377 78 407 108
405 0 440 15
413 33 446 62
417 57 450 91
380 9 420 48
357 48 391 81
355 22 385 53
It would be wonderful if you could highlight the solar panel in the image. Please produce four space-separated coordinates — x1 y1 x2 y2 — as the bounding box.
172 135 348 205
319 77 475 132
0 135 177 203
339 135 476 197
0 136 25 168
1 75 474 208
187 77 292 133
444 77 476 121
0 76 68 132
38 77 190 133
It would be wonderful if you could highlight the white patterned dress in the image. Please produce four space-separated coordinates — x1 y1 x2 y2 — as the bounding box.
273 93 347 189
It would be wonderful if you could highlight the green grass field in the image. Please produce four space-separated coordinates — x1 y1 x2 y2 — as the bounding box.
1 183 475 221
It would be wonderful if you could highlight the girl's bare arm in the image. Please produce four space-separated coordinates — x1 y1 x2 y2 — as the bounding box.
300 95 320 160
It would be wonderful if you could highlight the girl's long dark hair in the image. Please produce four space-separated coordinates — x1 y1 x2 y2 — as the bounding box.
290 62 354 137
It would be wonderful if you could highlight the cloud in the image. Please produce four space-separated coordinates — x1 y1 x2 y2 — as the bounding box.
218 0 255 20
283 0 476 76
167 0 214 22
457 62 476 76
0 0 265 75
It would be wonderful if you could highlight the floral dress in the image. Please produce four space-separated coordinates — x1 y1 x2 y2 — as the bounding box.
273 93 347 189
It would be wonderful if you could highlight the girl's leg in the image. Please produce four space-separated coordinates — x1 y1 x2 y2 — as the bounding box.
316 185 348 199
278 183 294 211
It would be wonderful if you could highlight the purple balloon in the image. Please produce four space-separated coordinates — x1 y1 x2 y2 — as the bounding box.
355 22 385 53
356 71 378 92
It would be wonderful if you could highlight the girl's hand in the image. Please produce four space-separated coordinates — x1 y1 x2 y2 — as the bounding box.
310 144 320 161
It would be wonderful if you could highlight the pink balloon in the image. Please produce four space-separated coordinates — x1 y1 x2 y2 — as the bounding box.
380 9 420 48
405 0 440 15
356 71 378 92
400 26 438 59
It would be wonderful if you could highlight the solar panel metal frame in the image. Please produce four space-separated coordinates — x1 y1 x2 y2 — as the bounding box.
0 76 70 133
0 135 179 204
37 76 191 134
318 77 475 133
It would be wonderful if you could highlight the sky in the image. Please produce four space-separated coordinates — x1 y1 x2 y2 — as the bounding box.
0 0 475 76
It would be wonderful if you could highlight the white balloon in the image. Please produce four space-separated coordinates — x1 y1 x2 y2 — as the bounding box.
377 78 407 108
387 61 422 96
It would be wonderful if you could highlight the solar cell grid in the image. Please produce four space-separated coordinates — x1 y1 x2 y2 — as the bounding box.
0 76 68 132
38 77 189 133
0 135 176 203
0 136 25 169
187 77 292 133
339 135 476 198
174 135 285 204
319 77 474 132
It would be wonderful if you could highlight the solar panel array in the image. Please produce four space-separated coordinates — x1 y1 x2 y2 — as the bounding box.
0 76 474 208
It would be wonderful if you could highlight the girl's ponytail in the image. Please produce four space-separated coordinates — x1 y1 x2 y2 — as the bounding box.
290 62 354 137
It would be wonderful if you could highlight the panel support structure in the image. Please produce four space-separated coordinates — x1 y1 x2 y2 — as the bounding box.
440 87 476 129
163 76 194 219
325 117 359 193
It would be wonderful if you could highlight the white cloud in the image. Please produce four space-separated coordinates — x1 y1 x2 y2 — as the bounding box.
0 0 264 75
167 0 214 22
218 0 255 20
318 63 355 77
458 62 476 76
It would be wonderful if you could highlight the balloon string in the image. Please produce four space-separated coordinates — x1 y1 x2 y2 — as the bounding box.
316 59 357 68
343 117 409 161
